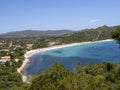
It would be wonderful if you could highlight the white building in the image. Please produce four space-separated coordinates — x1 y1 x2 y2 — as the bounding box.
0 60 7 64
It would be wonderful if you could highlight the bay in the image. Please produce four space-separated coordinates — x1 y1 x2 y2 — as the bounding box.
25 41 120 75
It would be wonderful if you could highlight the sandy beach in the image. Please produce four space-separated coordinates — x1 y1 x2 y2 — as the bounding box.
17 39 114 82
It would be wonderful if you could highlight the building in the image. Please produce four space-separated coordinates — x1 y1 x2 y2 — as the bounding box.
0 49 9 52
48 42 59 47
26 44 33 49
1 56 11 61
0 60 6 64
0 56 11 64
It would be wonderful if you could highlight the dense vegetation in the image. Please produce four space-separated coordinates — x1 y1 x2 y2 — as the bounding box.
0 63 23 89
13 62 120 90
61 25 116 43
112 27 120 41
112 27 120 48
32 41 48 49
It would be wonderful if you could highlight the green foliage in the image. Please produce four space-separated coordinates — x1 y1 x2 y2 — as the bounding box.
0 65 23 90
30 63 71 90
32 41 48 49
112 27 120 41
61 26 113 44
17 62 120 90
5 61 10 67
61 30 100 43
0 40 25 90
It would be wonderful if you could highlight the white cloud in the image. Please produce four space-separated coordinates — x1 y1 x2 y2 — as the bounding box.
90 19 102 23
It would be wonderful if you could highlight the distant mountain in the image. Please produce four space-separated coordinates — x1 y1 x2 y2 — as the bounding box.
0 25 119 38
0 30 75 38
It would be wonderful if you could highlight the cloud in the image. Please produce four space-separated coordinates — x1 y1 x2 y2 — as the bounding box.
90 19 102 23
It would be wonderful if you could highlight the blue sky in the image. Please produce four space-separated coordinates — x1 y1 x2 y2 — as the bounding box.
0 0 120 33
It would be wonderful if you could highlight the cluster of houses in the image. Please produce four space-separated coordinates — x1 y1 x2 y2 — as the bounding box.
0 42 30 65
0 56 11 64
0 41 63 65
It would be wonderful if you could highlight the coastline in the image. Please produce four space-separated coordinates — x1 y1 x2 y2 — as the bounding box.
17 39 114 82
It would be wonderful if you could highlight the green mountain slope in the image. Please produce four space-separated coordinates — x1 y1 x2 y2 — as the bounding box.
61 25 120 43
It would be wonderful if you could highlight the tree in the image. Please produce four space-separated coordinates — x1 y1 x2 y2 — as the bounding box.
112 27 120 47
32 41 48 49
5 61 10 67
30 63 72 90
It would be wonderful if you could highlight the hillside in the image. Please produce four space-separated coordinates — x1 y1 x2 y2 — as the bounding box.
61 25 120 43
0 25 119 40
0 30 75 38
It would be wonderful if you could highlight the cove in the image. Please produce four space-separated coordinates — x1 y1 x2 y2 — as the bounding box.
25 41 120 76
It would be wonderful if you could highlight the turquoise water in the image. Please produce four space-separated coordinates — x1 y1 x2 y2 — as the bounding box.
26 41 120 75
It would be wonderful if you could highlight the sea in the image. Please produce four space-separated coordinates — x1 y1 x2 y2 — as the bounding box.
25 40 120 76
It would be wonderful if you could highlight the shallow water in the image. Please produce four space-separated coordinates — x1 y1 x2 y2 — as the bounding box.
25 41 120 75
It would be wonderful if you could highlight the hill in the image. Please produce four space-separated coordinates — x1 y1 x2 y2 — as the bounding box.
0 25 119 39
61 25 120 43
0 30 75 38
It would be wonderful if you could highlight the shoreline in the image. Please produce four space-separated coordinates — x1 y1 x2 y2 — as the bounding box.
17 39 114 82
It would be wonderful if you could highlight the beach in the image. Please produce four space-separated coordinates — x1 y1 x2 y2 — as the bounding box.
17 39 114 82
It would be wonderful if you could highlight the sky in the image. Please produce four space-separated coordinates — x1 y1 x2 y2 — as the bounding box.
0 0 120 34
